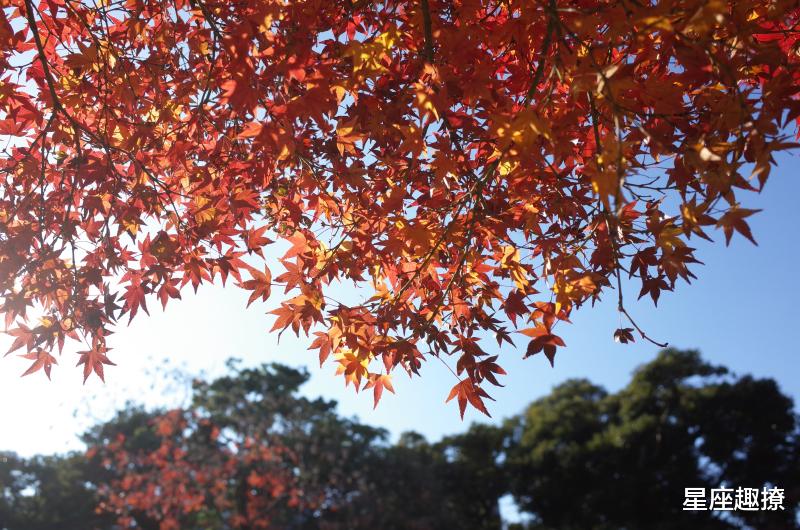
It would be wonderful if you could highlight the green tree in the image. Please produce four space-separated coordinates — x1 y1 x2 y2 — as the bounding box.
0 451 112 530
329 428 505 530
506 349 800 530
435 424 507 529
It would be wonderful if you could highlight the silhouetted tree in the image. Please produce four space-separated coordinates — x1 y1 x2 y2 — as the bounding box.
0 451 112 530
506 349 800 529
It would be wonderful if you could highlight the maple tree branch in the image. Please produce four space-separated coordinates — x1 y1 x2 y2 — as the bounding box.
590 88 668 349
344 0 373 13
420 0 435 62
524 3 557 104
189 0 224 43
618 295 669 348
23 0 64 117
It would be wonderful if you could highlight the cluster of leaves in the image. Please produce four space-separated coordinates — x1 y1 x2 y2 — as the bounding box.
88 410 303 530
1 349 798 529
1 0 800 414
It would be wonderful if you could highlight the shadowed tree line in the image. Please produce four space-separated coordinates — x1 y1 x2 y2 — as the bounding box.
1 349 798 530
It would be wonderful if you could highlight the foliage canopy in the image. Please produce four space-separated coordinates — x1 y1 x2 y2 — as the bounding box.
1 0 799 413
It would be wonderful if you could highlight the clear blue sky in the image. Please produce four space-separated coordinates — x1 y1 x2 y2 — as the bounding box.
0 151 798 457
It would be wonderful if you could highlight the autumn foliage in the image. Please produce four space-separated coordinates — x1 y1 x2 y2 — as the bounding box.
1 0 799 415
90 410 304 530
82 361 508 530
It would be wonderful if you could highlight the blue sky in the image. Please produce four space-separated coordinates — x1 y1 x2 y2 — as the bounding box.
0 150 798 458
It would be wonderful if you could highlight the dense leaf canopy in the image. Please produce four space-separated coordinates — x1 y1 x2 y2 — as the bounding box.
1 0 799 413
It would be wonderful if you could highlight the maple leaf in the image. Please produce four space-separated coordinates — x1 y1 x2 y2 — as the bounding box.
334 350 370 390
638 277 671 306
476 355 507 386
76 347 116 383
716 208 761 245
363 373 395 408
310 331 332 365
239 266 272 307
20 350 57 379
5 324 37 356
520 326 565 367
122 282 149 322
446 379 493 419
157 279 182 309
243 226 273 257
613 328 636 344
274 261 304 293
